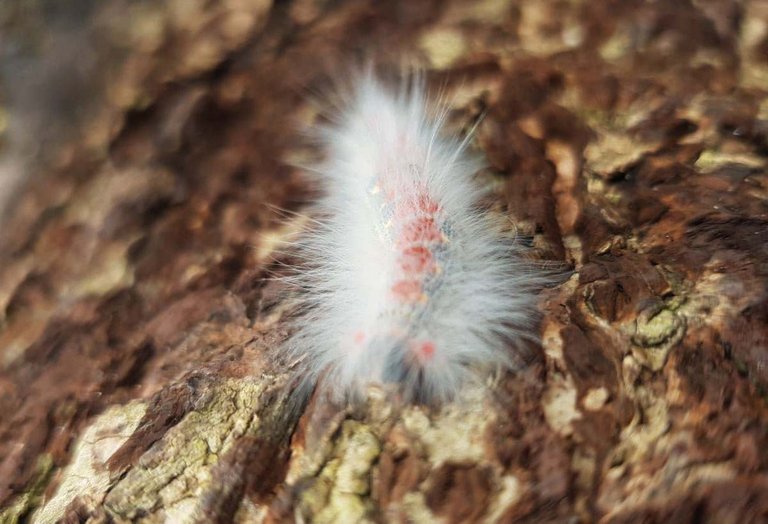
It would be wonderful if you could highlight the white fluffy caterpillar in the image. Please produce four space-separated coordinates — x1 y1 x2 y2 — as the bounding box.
285 71 547 404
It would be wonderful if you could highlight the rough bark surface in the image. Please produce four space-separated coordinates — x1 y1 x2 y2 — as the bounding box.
1 0 768 522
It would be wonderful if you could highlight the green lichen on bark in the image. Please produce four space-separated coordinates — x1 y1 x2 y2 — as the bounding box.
0 455 53 524
104 379 268 522
296 420 381 523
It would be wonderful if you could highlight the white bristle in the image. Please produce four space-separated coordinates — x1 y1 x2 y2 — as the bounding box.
284 70 549 404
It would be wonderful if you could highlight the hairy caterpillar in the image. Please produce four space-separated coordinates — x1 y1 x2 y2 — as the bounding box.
284 71 548 404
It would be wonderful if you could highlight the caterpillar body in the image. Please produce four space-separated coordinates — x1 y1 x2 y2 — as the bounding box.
286 72 546 404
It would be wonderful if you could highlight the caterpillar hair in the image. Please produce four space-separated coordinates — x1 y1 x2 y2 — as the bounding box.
282 68 551 405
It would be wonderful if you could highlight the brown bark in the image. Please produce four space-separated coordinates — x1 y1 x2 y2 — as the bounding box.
1 0 768 522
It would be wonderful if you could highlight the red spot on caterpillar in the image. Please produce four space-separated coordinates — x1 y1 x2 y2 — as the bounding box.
353 330 366 344
391 280 423 302
392 192 439 219
403 340 436 366
415 340 436 362
417 194 439 214
399 245 433 273
400 216 442 245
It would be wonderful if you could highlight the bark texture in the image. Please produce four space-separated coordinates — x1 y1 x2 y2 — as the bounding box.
1 0 768 522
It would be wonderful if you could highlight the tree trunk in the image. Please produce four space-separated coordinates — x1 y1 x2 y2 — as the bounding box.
1 1 768 522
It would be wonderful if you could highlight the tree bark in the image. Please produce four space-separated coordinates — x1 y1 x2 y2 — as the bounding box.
1 0 768 522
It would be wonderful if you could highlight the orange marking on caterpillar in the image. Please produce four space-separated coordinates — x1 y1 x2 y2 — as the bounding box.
391 279 423 302
417 194 439 214
399 216 442 245
391 192 438 220
416 340 436 362
399 245 433 273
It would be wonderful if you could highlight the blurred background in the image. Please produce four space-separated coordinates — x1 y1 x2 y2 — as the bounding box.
1 1 768 522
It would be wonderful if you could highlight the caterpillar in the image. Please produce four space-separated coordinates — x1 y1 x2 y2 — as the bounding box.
283 70 548 404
